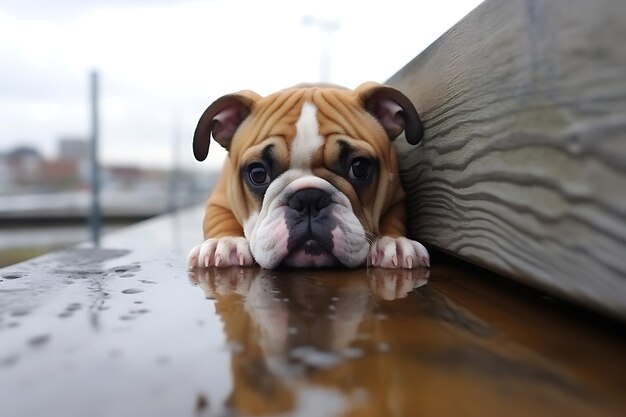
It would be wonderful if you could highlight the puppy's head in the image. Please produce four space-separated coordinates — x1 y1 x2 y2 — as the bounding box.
193 82 423 268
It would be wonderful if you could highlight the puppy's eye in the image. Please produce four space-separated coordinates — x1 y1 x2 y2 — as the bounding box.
247 163 270 186
348 157 372 181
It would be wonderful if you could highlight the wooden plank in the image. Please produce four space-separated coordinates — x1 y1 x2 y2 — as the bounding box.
387 0 626 319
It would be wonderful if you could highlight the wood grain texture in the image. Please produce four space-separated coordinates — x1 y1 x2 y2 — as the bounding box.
387 0 626 319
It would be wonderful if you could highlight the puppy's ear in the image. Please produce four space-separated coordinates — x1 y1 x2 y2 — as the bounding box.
193 90 262 161
356 82 423 145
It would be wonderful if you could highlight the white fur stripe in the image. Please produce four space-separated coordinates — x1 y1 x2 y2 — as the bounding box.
290 102 323 170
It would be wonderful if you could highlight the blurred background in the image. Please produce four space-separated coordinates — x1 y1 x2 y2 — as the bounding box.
0 0 481 267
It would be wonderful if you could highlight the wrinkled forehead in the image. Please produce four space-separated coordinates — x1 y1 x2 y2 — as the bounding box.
228 87 386 161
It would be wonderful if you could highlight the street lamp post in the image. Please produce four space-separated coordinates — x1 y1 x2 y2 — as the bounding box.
301 16 340 83
88 70 101 247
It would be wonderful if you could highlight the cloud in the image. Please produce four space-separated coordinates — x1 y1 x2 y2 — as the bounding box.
0 0 189 20
0 0 481 171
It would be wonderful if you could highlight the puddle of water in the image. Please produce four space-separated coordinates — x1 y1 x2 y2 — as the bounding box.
185 266 626 417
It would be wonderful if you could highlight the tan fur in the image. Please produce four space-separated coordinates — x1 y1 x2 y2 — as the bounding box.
203 85 406 240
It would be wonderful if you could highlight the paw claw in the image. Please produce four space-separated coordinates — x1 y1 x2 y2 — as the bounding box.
187 237 253 268
186 246 200 269
368 236 430 270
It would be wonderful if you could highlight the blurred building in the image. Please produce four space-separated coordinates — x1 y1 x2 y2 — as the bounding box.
0 146 43 193
57 137 90 187
0 139 212 208
58 138 89 161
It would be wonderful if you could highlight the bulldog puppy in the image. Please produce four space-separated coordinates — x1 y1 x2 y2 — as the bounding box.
187 82 430 269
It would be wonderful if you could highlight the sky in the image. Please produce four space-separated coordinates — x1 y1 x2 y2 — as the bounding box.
0 0 482 171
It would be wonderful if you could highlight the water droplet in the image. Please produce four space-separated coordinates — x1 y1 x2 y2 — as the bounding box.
110 264 141 275
1 354 19 368
122 288 143 294
290 346 341 369
11 309 30 317
226 341 244 353
341 347 363 359
67 303 82 311
2 273 24 280
28 334 50 347
196 394 209 412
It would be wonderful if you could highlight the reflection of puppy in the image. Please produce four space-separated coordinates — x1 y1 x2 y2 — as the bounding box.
187 83 430 269
368 268 429 301
189 267 429 416
190 267 428 356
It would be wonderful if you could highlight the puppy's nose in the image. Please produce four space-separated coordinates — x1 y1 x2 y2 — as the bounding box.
287 188 331 215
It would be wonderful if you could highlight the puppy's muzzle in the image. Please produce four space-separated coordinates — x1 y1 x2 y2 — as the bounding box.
285 188 337 261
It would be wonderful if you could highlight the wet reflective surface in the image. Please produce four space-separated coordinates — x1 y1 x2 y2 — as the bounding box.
1 207 625 417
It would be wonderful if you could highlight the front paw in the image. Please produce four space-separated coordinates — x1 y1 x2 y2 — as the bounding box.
369 236 430 269
187 237 254 268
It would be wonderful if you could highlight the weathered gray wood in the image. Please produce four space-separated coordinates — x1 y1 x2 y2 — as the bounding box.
388 0 626 319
